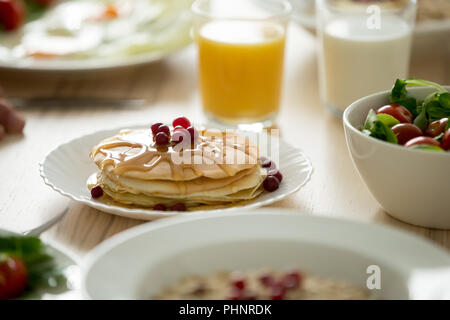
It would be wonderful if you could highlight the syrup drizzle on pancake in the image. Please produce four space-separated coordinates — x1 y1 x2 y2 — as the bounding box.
91 129 257 180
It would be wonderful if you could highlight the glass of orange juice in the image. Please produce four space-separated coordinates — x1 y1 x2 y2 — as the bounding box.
192 0 291 129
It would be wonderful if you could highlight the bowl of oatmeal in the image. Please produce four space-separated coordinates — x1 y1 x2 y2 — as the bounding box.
82 209 450 300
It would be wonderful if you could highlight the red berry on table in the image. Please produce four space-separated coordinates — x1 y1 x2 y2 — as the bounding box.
151 122 163 135
187 126 198 142
281 270 302 289
425 118 448 137
155 124 170 136
259 274 275 287
376 104 413 123
263 176 280 192
404 136 440 148
155 132 169 146
171 203 186 211
172 117 191 129
91 185 103 198
0 0 25 31
391 123 423 145
270 283 285 300
268 169 283 182
153 204 166 211
231 277 246 290
0 256 28 300
441 128 450 151
171 128 188 144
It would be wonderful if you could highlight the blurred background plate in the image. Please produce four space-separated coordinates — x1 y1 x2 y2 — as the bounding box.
0 0 193 72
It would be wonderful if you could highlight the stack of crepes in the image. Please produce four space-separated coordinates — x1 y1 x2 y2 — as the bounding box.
89 128 266 210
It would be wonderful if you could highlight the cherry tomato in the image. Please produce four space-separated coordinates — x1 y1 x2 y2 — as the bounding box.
391 123 423 145
376 104 413 123
441 128 450 151
404 136 440 148
0 0 25 31
0 256 27 300
425 118 448 137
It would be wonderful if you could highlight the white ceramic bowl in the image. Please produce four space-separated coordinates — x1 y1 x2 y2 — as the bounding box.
82 209 450 300
343 86 450 229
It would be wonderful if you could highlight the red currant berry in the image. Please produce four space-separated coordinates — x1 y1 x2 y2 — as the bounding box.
91 185 103 198
281 271 302 289
187 126 198 142
259 274 275 287
268 169 283 182
172 117 191 129
231 277 246 290
260 157 276 170
270 283 285 300
263 176 280 192
155 124 170 136
153 204 166 211
172 128 189 143
171 203 186 211
155 132 169 146
151 122 163 135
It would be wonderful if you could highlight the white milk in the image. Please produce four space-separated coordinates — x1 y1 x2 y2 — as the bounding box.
318 14 412 113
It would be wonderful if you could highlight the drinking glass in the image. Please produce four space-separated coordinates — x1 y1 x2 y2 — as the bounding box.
317 0 417 116
192 0 292 129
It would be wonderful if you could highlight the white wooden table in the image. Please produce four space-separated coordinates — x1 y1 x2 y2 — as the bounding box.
0 25 449 262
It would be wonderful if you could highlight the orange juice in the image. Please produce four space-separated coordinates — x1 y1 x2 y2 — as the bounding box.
197 21 286 124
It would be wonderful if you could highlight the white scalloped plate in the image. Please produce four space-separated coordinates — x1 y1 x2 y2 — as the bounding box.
39 125 313 220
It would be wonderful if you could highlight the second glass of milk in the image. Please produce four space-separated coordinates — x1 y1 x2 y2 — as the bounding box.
316 0 417 115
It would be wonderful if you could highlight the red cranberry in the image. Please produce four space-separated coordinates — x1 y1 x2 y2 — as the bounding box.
171 203 186 211
153 204 166 211
260 157 276 170
270 283 285 300
187 126 198 142
259 274 275 287
155 132 169 146
155 124 170 136
172 128 189 144
151 122 163 135
281 271 302 289
268 169 283 182
91 185 103 198
173 117 191 129
263 176 280 192
231 277 246 290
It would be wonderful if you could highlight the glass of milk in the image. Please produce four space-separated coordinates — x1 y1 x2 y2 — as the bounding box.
316 0 417 116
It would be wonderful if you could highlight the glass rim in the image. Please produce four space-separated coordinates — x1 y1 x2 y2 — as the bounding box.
316 0 417 13
191 0 293 21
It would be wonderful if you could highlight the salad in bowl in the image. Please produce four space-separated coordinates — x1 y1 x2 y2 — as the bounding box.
361 79 449 152
343 79 450 229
